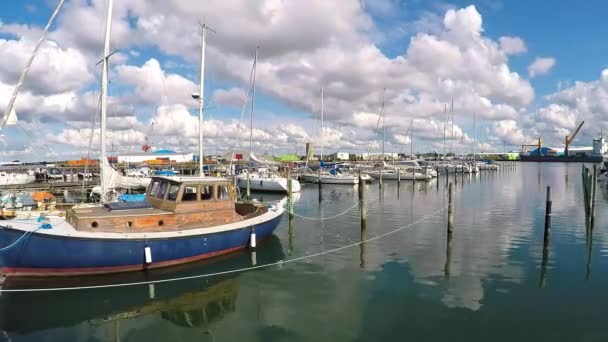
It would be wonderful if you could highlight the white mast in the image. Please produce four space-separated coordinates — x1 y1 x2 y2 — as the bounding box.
450 98 454 156
1 0 66 130
410 119 414 159
249 47 258 162
374 90 386 164
99 0 113 203
197 24 207 176
320 83 324 162
443 104 447 159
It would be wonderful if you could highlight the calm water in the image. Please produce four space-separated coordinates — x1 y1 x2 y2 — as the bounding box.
2 162 608 341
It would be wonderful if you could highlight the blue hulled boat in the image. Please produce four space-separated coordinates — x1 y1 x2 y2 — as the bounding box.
0 175 283 276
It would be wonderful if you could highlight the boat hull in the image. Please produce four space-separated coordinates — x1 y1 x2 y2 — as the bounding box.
0 214 282 277
365 171 431 180
0 174 36 186
299 174 359 184
236 175 301 193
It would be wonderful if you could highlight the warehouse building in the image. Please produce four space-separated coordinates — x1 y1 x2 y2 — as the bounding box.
117 150 194 164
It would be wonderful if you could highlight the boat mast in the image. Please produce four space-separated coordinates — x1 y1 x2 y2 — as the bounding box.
100 0 113 203
450 98 454 157
410 119 413 159
2 0 66 130
443 104 447 159
379 90 385 164
320 83 324 162
197 24 207 176
249 47 258 163
473 113 476 161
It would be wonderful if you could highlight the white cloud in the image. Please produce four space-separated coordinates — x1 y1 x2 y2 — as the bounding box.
528 57 556 78
115 58 198 106
212 87 248 107
499 36 527 55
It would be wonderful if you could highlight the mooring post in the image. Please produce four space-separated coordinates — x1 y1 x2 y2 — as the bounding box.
448 182 454 234
379 167 383 188
360 180 367 269
444 232 453 279
358 169 364 198
590 165 597 226
397 168 401 183
544 186 552 238
287 170 293 219
540 186 552 288
288 172 295 254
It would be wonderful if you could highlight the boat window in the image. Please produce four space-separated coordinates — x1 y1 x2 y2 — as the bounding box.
201 185 213 200
148 181 160 197
167 184 180 201
182 186 198 201
217 184 230 200
157 181 168 199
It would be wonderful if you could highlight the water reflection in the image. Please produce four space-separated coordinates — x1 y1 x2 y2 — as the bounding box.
0 236 284 340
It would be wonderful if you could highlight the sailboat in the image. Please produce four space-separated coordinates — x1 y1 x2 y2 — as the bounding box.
0 1 284 277
300 84 359 185
235 48 301 193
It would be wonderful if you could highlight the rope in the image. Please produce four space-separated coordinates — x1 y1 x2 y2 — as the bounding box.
284 200 360 221
0 207 446 292
0 228 40 252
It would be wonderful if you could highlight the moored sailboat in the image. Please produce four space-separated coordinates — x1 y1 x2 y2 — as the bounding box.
0 1 283 277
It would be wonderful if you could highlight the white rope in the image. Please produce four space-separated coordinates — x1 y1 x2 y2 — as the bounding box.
0 207 447 292
284 200 361 221
1 0 66 129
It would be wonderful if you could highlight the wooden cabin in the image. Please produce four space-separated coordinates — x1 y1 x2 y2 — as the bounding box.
67 176 267 233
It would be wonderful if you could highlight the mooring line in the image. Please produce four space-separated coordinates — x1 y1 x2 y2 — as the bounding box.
284 200 361 221
0 207 447 293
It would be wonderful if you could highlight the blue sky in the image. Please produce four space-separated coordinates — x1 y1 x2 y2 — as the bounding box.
0 0 606 160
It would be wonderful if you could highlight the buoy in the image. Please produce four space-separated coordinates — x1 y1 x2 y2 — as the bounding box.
250 231 256 249
144 245 153 264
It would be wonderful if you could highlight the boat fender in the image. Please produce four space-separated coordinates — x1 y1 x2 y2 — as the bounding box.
250 231 256 249
144 245 153 264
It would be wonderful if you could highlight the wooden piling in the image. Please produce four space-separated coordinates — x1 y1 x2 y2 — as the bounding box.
447 182 454 234
444 233 453 279
360 178 367 269
379 168 383 188
287 171 293 220
590 165 597 226
544 186 552 237
288 171 295 255
397 168 401 183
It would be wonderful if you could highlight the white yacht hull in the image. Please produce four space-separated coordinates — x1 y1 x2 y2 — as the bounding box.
299 174 359 184
365 171 431 180
237 174 301 193
0 173 36 186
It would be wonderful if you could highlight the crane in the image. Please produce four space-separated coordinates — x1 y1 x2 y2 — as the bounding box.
521 137 542 155
564 121 584 157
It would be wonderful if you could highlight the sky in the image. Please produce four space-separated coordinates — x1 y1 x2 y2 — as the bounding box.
0 0 607 161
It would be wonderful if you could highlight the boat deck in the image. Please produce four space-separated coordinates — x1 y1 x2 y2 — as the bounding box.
0 200 285 240
69 206 172 219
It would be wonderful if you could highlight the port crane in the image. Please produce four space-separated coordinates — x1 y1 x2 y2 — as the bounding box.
521 137 542 155
564 121 584 157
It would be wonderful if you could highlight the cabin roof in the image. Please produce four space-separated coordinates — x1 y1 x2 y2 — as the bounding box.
151 175 231 184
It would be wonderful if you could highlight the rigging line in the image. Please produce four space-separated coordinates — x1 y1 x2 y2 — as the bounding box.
0 207 447 293
2 0 66 129
82 93 102 203
228 56 256 172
